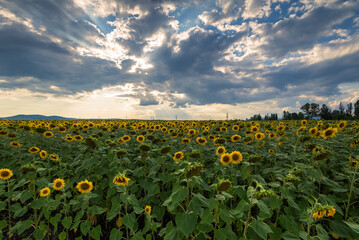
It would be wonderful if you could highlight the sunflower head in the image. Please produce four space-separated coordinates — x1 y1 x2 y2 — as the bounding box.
10 142 21 148
173 151 184 162
196 137 207 145
186 163 203 178
39 150 47 159
116 149 127 157
136 135 145 143
40 187 51 197
0 168 13 180
181 138 191 144
43 131 54 138
268 149 275 154
220 153 231 165
139 144 151 152
216 146 226 156
322 127 338 139
28 146 40 154
49 154 59 161
76 180 93 193
231 134 241 142
230 151 243 164
217 179 231 192
50 179 64 191
145 205 151 214
113 175 130 186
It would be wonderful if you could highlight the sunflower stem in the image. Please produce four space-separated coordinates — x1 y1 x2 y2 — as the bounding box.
345 166 357 220
7 180 11 234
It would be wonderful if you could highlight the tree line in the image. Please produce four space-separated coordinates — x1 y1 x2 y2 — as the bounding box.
247 100 359 120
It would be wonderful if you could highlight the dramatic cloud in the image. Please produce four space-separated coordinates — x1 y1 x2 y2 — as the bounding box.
0 0 358 119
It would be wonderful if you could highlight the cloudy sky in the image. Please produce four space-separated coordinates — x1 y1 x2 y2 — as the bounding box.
0 0 358 120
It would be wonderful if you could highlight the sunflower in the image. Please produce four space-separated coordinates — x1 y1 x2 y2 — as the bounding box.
182 138 190 144
49 154 59 161
301 120 307 125
136 135 145 143
76 180 93 193
39 150 47 159
113 175 130 186
220 127 227 133
196 137 207 145
53 178 65 190
220 153 231 165
65 136 73 142
216 146 226 156
43 131 54 138
255 132 265 141
74 135 83 141
122 135 130 142
231 134 241 142
188 129 196 135
268 149 274 154
322 127 338 139
0 168 13 180
58 126 67 133
10 142 21 148
28 146 40 154
8 133 17 139
268 133 276 139
173 152 184 162
232 125 239 131
145 205 151 214
217 179 231 191
308 127 318 136
243 136 254 145
230 151 243 164
251 126 259 133
338 121 347 130
40 187 51 197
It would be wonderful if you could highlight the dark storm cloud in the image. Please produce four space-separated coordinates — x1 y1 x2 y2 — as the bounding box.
259 6 355 58
266 50 359 96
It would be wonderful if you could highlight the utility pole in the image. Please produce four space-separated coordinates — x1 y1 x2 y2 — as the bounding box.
175 115 177 120
226 112 229 121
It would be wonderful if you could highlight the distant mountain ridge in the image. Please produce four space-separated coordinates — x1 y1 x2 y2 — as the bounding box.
0 114 76 120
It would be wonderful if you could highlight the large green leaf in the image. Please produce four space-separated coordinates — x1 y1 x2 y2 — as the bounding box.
123 212 136 232
175 212 197 237
249 219 273 240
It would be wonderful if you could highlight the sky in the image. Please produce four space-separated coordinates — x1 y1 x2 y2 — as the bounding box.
0 0 358 120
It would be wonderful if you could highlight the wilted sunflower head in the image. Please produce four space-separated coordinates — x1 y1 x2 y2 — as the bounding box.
217 179 231 192
76 180 93 193
0 168 13 180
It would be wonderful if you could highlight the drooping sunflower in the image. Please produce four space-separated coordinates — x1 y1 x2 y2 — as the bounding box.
0 168 13 180
39 150 47 159
76 180 93 193
216 146 226 156
10 142 21 148
113 175 130 186
230 151 243 164
145 205 151 214
43 131 54 138
196 137 207 145
53 178 65 190
231 134 241 142
28 146 40 154
173 151 184 162
40 187 51 197
322 127 338 139
49 154 59 161
220 153 232 165
136 135 145 143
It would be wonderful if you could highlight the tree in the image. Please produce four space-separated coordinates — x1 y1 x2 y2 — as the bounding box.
354 100 359 119
320 104 332 120
346 103 353 117
300 103 320 119
339 102 345 118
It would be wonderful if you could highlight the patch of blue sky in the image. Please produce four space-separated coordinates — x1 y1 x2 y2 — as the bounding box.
84 14 116 35
174 1 217 32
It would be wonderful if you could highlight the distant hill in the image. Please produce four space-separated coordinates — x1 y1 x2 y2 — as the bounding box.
0 114 76 120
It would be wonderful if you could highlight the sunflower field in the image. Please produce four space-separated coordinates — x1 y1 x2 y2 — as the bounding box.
0 119 359 240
